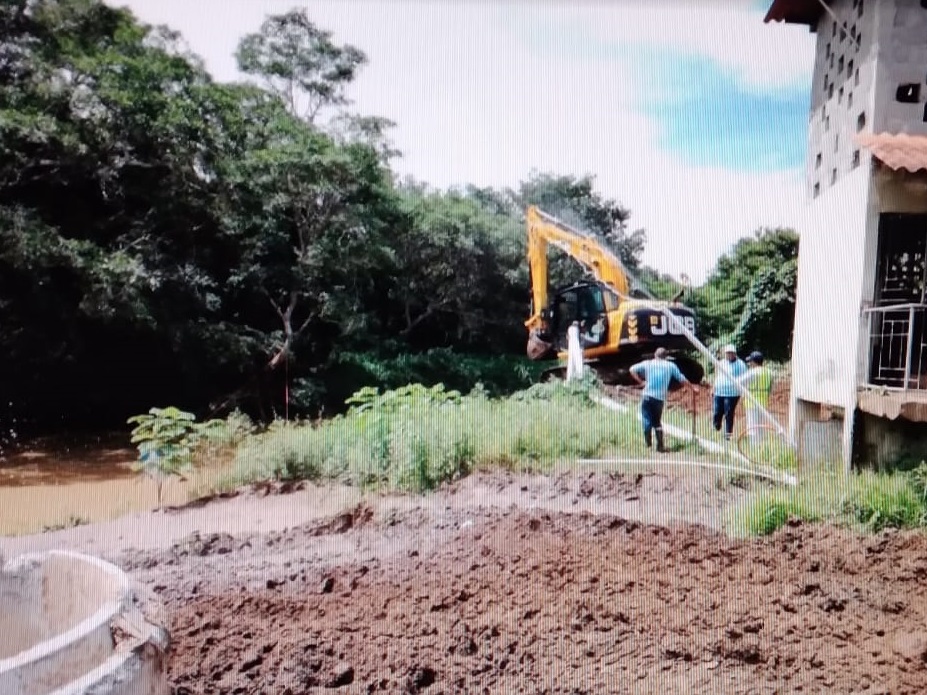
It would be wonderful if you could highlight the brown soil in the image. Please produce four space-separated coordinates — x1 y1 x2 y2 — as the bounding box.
156 502 927 695
9 467 923 695
608 375 792 427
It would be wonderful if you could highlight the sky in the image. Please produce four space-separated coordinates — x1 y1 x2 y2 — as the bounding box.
106 0 817 284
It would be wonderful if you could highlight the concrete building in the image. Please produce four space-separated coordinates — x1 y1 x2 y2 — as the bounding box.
765 0 927 469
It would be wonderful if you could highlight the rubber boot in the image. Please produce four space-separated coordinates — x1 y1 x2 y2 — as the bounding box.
655 428 666 453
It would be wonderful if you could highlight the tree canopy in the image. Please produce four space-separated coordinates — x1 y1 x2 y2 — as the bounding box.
0 0 798 435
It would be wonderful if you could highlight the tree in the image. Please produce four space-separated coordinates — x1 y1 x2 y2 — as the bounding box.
692 228 798 359
235 8 366 123
383 188 525 352
515 171 646 271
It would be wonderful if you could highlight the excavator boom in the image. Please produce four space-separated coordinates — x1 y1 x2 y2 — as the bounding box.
525 205 630 333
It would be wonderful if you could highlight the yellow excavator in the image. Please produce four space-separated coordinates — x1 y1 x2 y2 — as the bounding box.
524 205 705 386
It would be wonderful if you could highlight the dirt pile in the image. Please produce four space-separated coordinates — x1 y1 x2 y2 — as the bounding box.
164 508 927 694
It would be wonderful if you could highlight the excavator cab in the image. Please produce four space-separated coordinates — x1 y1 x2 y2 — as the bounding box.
549 283 612 351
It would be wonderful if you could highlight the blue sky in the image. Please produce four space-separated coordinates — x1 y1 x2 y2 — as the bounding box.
636 49 809 171
107 0 816 282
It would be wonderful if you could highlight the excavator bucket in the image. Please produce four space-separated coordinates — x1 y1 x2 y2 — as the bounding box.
527 332 554 360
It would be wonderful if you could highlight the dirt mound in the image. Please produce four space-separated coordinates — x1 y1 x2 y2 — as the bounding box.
165 510 927 694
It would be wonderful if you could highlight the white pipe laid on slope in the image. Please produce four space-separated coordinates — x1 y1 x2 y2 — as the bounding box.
576 457 797 486
592 394 798 487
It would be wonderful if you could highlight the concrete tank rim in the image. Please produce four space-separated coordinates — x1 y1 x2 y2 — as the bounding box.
44 643 152 695
0 549 132 670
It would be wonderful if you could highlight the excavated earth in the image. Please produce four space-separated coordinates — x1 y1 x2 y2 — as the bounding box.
6 468 927 694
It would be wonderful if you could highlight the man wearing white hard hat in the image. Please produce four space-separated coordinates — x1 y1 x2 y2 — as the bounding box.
712 344 747 441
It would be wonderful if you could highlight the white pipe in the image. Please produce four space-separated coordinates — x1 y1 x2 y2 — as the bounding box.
577 458 798 486
658 307 793 445
591 394 798 487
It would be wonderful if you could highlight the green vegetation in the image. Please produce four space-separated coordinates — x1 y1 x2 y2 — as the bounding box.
0 0 798 439
731 462 927 536
42 515 89 533
217 379 648 494
127 406 224 506
688 229 798 361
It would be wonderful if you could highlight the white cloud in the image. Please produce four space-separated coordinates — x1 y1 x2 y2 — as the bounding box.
106 0 814 283
525 1 815 92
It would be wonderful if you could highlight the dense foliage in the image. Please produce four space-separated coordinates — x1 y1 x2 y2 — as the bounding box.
0 0 798 435
689 228 799 359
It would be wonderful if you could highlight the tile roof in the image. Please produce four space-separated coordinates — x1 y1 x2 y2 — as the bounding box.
763 0 826 25
855 133 927 173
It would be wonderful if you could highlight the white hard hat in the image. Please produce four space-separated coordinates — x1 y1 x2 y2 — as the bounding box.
723 344 737 354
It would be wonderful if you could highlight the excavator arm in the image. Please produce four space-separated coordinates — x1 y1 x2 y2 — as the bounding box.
522 205 704 385
524 205 632 334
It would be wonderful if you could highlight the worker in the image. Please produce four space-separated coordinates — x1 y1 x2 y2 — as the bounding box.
712 344 747 442
630 347 698 453
736 351 774 439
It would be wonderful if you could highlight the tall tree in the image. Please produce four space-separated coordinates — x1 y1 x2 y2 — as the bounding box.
691 228 799 359
515 171 646 271
235 8 366 123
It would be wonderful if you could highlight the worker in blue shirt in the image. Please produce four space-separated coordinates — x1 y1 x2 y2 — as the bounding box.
630 347 698 452
712 344 748 441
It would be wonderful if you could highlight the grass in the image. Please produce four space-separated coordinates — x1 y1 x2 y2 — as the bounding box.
729 463 927 536
216 379 656 494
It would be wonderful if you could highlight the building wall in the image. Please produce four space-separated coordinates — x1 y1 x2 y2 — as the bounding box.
790 164 873 409
873 0 927 134
807 0 875 202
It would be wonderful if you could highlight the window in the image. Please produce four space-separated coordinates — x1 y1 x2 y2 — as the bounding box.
839 86 844 103
813 182 821 198
835 134 840 152
855 67 860 86
858 0 863 17
922 102 927 122
826 115 831 131
847 59 854 78
828 82 835 99
921 0 927 7
816 152 822 169
852 150 861 168
832 21 837 38
857 112 866 131
831 168 838 184
826 42 831 58
896 83 921 103
848 91 854 108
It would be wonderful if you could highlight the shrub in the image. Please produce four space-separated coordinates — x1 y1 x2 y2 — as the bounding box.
127 406 223 506
225 379 644 493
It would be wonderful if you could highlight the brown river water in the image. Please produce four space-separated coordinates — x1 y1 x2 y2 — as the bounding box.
0 433 230 536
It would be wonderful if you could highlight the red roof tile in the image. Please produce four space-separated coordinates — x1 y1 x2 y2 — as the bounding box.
764 0 826 25
855 133 927 173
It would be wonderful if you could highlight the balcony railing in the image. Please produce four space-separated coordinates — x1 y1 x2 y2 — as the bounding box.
863 303 927 391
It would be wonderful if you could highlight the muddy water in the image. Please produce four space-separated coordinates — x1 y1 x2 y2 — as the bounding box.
0 434 232 536
0 434 137 486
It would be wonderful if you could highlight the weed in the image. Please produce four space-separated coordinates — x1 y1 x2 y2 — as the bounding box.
224 380 643 493
127 406 224 507
42 515 89 533
731 469 927 536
